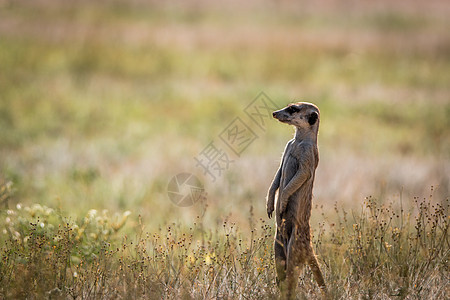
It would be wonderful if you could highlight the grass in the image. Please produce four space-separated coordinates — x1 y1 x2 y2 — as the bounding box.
1 182 448 299
0 0 449 298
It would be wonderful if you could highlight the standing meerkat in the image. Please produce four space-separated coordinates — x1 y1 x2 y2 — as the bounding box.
266 102 327 299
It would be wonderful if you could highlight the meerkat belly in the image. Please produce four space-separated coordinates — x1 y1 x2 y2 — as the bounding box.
276 154 299 233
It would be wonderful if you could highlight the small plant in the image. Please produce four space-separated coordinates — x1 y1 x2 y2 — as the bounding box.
0 203 131 299
314 192 448 299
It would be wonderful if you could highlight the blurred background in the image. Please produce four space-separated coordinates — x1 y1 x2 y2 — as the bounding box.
0 0 449 228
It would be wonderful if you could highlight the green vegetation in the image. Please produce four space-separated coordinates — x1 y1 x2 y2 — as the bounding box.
0 0 449 298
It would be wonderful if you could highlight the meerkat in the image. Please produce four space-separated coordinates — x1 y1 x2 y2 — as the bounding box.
266 102 327 299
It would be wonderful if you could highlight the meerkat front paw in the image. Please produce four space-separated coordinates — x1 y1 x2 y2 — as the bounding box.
279 193 288 214
266 197 275 219
267 205 274 219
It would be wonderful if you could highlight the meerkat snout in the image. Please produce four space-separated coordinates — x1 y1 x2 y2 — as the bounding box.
272 106 296 123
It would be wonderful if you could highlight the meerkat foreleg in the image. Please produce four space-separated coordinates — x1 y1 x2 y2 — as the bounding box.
266 166 282 218
279 170 310 214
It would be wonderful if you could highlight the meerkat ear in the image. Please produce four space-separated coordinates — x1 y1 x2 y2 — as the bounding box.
308 112 318 125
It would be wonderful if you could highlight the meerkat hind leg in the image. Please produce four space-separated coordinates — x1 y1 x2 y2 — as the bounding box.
284 234 305 299
306 251 328 297
274 230 287 286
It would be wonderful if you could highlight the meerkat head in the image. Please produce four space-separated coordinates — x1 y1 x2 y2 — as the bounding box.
272 102 320 131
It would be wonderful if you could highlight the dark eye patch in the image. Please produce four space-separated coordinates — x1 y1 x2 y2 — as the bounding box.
286 105 300 114
308 112 318 125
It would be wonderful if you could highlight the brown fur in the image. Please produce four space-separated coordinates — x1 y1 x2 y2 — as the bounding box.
266 102 327 299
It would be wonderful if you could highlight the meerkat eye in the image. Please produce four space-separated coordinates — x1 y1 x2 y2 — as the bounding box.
286 106 300 114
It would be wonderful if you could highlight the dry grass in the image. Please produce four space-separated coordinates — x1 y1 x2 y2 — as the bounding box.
0 181 448 299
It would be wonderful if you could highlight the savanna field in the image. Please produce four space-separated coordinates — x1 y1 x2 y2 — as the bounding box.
0 0 449 299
